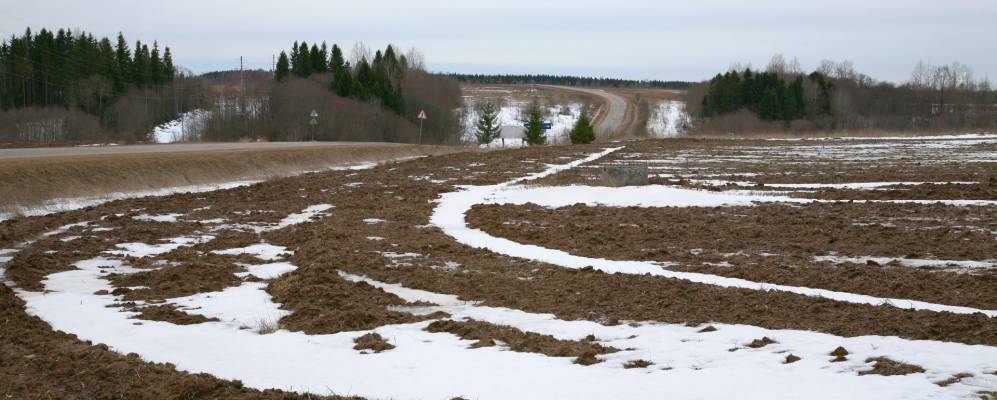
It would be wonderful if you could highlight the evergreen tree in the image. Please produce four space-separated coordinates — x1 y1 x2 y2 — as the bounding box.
113 33 130 93
275 51 290 81
295 42 311 77
758 87 783 120
309 43 324 73
569 110 595 144
329 44 352 97
150 42 162 85
132 41 147 86
162 46 174 80
523 102 546 146
353 57 373 100
474 102 501 145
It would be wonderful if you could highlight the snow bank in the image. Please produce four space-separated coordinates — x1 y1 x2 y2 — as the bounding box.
646 100 690 137
151 110 210 143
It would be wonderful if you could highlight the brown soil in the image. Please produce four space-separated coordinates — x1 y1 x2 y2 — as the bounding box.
466 202 997 310
267 267 434 335
109 258 243 301
785 354 801 364
0 285 353 399
2 137 996 396
935 373 974 387
858 357 926 376
128 304 220 325
746 337 777 348
353 333 395 353
624 359 655 369
425 319 618 364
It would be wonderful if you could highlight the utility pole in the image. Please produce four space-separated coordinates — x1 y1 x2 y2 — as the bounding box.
272 54 275 78
239 56 244 93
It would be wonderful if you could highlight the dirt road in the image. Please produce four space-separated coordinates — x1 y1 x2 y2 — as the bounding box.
541 85 630 140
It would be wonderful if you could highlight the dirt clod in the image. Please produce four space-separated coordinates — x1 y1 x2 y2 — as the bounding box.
747 336 777 348
425 319 617 362
353 333 395 353
858 357 926 376
624 359 654 369
785 354 801 364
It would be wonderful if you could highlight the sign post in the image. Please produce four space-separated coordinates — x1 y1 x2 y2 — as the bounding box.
309 109 319 141
417 110 427 144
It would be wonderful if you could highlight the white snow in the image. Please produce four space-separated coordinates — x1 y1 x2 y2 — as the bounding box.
106 235 214 258
814 255 996 270
151 110 210 143
235 262 298 280
272 204 333 230
646 100 690 137
0 180 261 222
363 218 386 225
133 213 184 222
212 243 292 261
14 258 997 399
168 282 290 330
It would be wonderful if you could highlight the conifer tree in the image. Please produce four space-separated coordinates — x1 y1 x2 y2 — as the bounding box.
295 42 311 77
275 51 290 81
113 33 130 93
150 42 162 85
569 110 595 144
329 44 352 97
132 41 147 86
523 101 546 146
162 46 174 80
309 43 323 73
758 88 783 120
474 102 501 145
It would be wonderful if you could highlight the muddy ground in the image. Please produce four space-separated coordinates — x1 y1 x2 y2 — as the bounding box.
1 137 995 397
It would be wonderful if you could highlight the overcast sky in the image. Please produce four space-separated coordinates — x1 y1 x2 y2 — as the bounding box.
2 0 995 83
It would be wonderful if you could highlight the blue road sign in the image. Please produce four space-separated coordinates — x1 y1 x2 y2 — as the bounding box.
542 122 553 130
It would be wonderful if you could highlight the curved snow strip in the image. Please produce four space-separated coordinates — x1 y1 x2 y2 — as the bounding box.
430 149 997 318
15 257 997 399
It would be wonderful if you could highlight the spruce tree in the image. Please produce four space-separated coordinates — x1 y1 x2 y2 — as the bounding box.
275 51 290 81
758 87 783 120
523 101 546 146
569 110 595 144
296 42 311 77
474 102 501 145
114 33 130 93
329 44 352 97
162 46 174 80
309 43 323 73
150 42 162 85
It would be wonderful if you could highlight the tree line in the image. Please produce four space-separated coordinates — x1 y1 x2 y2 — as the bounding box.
450 73 690 89
275 41 407 113
687 55 997 133
0 28 199 142
200 42 462 144
700 70 832 122
1 28 176 114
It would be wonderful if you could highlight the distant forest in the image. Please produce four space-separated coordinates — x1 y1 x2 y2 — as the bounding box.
687 55 997 133
0 28 462 145
449 73 690 90
0 28 198 142
200 41 461 144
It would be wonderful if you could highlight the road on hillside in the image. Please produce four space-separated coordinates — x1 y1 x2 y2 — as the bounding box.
540 85 629 140
0 141 410 160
